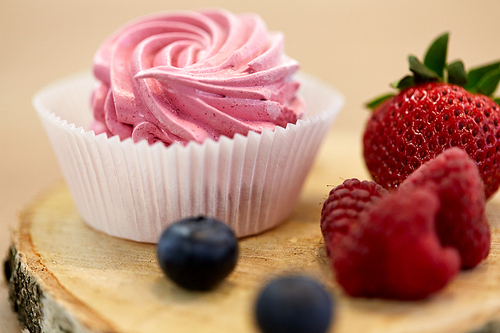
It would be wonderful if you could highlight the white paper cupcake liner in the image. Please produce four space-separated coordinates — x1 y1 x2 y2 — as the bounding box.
33 72 344 242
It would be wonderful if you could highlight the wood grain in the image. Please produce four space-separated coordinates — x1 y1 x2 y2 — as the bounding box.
5 129 500 333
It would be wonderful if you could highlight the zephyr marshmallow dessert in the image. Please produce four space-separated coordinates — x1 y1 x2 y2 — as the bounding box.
34 8 344 242
91 9 305 145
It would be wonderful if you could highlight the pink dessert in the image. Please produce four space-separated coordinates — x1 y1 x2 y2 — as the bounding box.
34 8 343 242
91 8 305 146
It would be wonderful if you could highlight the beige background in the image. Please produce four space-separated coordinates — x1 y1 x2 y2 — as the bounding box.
1 1 499 332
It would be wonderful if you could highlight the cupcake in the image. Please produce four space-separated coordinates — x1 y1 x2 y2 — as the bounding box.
34 8 344 242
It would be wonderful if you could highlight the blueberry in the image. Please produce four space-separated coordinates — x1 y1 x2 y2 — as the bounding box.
255 275 334 333
157 216 238 291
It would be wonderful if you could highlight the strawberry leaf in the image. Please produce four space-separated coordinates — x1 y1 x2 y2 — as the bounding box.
476 68 500 96
447 60 467 87
494 98 500 106
423 32 449 79
392 75 415 90
366 93 395 110
409 56 441 83
466 61 500 91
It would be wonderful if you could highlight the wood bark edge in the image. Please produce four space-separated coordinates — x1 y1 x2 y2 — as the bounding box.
3 192 117 333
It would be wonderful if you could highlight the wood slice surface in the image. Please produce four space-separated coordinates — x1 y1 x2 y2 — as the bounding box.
5 129 500 333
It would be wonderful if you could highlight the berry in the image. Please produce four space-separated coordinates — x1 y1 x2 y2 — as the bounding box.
255 275 334 333
400 147 490 269
364 33 500 199
322 150 490 299
320 179 387 255
332 188 461 300
157 216 238 290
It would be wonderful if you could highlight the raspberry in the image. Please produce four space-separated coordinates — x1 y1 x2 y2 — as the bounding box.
400 147 490 269
320 179 387 255
332 188 461 300
322 149 490 299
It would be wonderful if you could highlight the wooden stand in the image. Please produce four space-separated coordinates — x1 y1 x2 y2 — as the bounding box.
5 130 500 333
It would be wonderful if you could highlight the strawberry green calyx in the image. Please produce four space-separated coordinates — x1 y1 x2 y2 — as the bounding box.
424 32 448 78
367 33 500 109
365 93 397 109
447 60 467 86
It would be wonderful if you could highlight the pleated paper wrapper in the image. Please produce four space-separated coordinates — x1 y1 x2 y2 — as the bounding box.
33 72 344 243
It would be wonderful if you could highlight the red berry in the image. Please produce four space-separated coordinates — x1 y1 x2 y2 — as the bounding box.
321 179 387 236
331 188 460 300
400 147 490 269
320 179 387 256
364 82 500 199
364 33 500 199
322 149 490 299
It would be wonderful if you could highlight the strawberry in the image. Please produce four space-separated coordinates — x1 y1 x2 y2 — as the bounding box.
400 147 490 269
364 33 500 199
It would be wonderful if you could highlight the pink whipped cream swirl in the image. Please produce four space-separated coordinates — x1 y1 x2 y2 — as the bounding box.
90 9 305 146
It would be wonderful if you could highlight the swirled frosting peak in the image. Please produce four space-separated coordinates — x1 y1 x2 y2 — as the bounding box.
90 8 305 146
